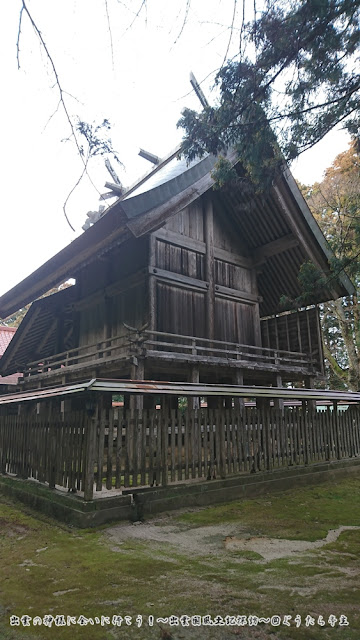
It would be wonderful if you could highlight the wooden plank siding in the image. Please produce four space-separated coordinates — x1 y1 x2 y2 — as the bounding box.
261 307 324 372
152 195 260 347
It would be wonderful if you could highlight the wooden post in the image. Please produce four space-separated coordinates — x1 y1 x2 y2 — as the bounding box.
130 357 145 412
204 194 215 341
189 365 200 410
234 369 245 412
84 409 97 501
149 234 157 332
274 374 285 413
333 401 341 459
305 376 316 412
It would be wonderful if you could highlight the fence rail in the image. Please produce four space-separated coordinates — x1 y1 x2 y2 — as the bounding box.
1 405 359 500
22 329 316 379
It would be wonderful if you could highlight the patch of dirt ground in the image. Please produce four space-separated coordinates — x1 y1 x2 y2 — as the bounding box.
104 517 360 562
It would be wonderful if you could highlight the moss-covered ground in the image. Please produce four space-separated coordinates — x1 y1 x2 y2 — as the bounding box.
0 476 359 640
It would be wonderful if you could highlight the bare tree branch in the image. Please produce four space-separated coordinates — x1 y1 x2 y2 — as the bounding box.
173 0 191 46
121 0 147 37
16 5 24 70
104 0 114 70
62 166 87 232
16 1 111 231
220 0 237 69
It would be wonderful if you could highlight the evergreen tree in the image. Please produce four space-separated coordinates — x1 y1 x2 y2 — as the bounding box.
302 142 360 390
178 0 360 185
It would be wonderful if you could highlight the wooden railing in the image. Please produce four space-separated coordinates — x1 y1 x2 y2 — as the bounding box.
1 405 360 500
22 329 316 379
143 329 314 368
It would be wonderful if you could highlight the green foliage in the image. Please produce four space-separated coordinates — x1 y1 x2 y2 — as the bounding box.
178 0 360 186
301 142 360 390
75 118 121 165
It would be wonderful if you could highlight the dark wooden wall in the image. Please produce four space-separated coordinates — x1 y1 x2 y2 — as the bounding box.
150 194 261 346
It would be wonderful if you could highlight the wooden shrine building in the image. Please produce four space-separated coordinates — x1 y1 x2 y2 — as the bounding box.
0 148 359 519
0 149 354 392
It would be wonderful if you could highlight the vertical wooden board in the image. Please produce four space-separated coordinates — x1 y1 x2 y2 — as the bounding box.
288 408 294 466
55 419 63 486
170 409 176 482
190 409 196 479
230 408 237 473
124 411 130 488
132 411 139 488
345 409 355 457
297 406 303 465
343 410 351 458
243 407 250 472
329 408 336 460
317 410 324 461
198 410 204 479
148 410 155 487
140 408 147 486
271 406 277 468
220 410 227 478
115 410 123 488
184 409 190 480
161 411 168 486
264 406 272 470
213 409 220 478
202 409 208 480
351 409 359 455
247 408 254 472
106 410 115 490
239 408 246 472
67 421 75 491
177 410 182 482
307 408 314 462
78 414 86 491
154 411 161 487
95 409 106 491
72 416 80 490
64 420 71 489
84 413 97 501
345 410 352 457
207 409 214 479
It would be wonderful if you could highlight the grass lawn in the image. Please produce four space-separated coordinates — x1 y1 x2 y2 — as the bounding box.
0 476 359 640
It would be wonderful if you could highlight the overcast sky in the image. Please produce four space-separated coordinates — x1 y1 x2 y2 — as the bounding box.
0 0 350 299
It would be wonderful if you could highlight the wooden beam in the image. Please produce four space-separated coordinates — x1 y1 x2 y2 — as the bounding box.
153 227 253 268
215 284 261 304
148 266 208 291
104 181 123 195
138 149 160 165
253 233 299 265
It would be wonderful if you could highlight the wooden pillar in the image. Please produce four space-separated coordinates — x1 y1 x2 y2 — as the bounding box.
234 369 245 411
305 376 316 412
204 195 215 341
84 407 97 501
189 365 200 410
275 374 284 413
130 357 145 412
148 234 157 332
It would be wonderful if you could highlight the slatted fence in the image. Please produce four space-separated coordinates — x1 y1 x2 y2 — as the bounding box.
92 405 360 497
0 412 89 493
1 405 360 500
